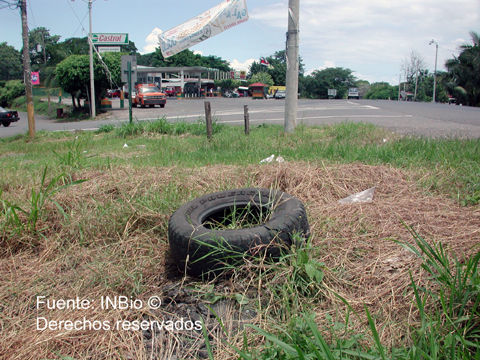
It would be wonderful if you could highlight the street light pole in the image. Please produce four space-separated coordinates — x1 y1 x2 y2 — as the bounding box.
284 0 300 133
429 39 438 103
88 0 96 118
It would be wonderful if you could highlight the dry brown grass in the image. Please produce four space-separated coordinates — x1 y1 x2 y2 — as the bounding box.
0 162 478 359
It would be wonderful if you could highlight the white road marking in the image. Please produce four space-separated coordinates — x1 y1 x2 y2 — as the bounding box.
217 114 413 124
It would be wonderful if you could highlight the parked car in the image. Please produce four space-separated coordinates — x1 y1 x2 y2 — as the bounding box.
132 84 166 108
274 90 286 99
224 90 239 98
0 106 20 127
163 86 180 97
107 89 121 98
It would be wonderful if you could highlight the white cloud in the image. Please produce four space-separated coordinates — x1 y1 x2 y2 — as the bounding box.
193 50 203 56
230 58 256 72
142 27 163 54
251 0 480 82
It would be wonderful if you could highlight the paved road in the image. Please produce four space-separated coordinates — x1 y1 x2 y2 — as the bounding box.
2 99 480 138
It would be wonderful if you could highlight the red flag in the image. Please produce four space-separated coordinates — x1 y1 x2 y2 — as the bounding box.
260 57 270 66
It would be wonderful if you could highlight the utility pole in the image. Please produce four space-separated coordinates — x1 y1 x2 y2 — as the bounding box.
284 0 299 133
20 0 35 138
398 73 401 101
88 0 96 119
429 39 438 103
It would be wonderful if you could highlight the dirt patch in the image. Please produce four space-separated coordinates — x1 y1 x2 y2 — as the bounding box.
0 162 478 359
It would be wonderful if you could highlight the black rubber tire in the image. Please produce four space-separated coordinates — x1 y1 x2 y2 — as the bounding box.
2 121 11 127
160 104 165 108
168 188 310 276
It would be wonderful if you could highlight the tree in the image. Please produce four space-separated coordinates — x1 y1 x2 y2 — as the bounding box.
249 72 274 87
55 52 122 111
409 51 426 101
445 31 480 106
355 80 370 98
138 48 230 71
0 80 25 107
365 82 397 100
300 67 356 99
214 79 242 94
249 50 305 86
28 27 60 68
0 42 22 80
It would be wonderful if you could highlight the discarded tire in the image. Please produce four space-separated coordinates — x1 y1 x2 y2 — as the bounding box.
168 188 310 276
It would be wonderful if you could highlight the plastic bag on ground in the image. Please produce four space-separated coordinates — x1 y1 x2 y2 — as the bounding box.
338 186 376 204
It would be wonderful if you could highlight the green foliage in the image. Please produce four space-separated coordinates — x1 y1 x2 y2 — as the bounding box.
249 50 305 86
55 52 123 111
236 232 479 360
215 79 242 94
365 82 398 100
53 137 86 168
0 167 86 236
249 72 274 87
55 55 89 102
0 42 22 81
11 94 72 117
28 27 61 69
95 124 115 133
445 31 480 106
300 67 356 99
138 48 231 72
0 80 25 107
114 117 223 138
397 228 480 358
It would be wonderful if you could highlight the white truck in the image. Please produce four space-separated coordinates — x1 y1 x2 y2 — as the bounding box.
348 88 360 99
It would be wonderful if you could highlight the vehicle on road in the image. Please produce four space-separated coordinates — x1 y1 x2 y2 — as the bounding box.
0 106 19 127
274 90 286 99
348 88 360 99
133 84 167 108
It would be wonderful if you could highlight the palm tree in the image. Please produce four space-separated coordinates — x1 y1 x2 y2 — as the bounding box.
445 31 480 106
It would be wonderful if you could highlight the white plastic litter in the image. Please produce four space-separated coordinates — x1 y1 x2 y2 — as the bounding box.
123 143 129 148
338 186 376 204
260 154 275 164
260 154 286 164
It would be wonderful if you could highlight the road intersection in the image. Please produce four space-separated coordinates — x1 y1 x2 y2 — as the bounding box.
2 99 480 138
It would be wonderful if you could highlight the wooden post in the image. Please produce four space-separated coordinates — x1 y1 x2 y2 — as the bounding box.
20 0 35 138
204 101 213 140
244 105 250 135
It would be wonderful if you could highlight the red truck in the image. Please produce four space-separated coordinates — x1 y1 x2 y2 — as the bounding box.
132 84 167 108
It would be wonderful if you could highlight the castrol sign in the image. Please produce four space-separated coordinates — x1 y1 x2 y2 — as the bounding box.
92 33 129 45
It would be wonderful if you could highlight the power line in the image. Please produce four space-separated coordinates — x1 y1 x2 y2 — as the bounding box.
0 0 19 10
67 0 88 36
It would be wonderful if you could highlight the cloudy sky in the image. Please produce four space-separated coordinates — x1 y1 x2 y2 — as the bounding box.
1 0 479 84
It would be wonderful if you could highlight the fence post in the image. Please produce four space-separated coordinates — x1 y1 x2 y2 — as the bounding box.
204 101 213 140
244 105 250 135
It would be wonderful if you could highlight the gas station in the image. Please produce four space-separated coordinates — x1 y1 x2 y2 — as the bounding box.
135 66 230 97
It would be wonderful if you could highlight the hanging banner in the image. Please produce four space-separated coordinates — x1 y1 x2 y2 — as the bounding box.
31 72 40 85
159 0 248 58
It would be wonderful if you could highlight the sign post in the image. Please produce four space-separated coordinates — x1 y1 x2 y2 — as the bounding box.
121 55 137 125
128 61 132 124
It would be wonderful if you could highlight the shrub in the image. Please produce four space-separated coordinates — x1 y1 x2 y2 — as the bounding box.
0 80 25 107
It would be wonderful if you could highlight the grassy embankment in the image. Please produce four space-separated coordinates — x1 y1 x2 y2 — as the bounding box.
0 120 478 359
